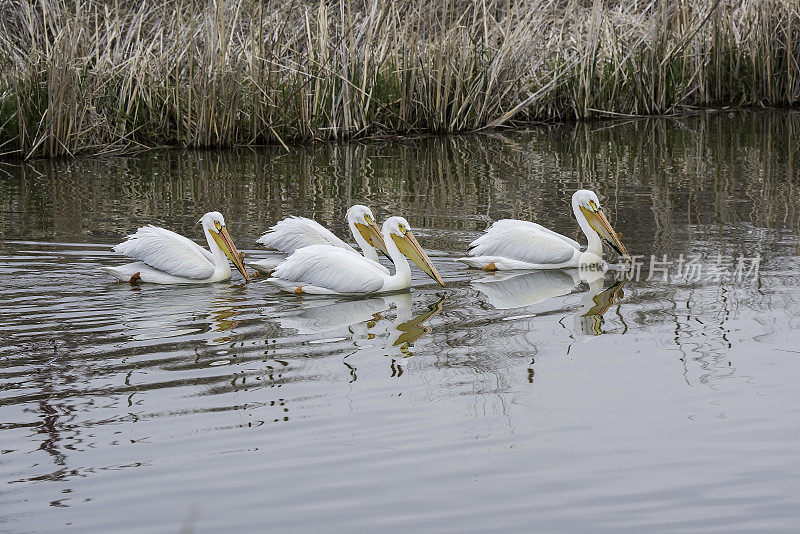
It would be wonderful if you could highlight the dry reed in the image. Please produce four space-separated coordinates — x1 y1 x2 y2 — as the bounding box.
1 0 799 159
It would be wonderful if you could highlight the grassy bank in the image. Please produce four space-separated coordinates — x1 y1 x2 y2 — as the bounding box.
1 0 799 159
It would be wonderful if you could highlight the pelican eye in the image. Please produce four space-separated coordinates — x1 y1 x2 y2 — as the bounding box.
364 214 372 223
214 220 222 230
588 199 599 211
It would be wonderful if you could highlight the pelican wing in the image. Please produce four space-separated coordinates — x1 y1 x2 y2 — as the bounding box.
257 217 356 254
114 225 215 279
468 226 577 265
270 245 385 294
482 219 581 250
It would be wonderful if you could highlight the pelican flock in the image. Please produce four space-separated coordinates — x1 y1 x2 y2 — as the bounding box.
249 205 388 274
103 189 629 304
104 211 250 284
458 190 629 270
267 216 445 295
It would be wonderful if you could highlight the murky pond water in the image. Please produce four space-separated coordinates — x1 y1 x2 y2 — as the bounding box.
3 111 800 533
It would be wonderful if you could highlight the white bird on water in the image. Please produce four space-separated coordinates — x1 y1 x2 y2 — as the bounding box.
458 189 630 271
104 211 250 284
267 216 445 295
249 205 389 275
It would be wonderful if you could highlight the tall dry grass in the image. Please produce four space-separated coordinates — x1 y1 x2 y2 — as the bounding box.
1 0 799 159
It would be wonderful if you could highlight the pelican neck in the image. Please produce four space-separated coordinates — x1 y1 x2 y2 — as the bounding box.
381 221 411 291
348 216 379 262
572 196 603 257
204 225 231 278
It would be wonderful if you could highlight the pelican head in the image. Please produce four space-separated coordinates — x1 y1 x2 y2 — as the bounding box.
347 205 389 257
200 211 251 282
385 216 445 287
572 190 630 260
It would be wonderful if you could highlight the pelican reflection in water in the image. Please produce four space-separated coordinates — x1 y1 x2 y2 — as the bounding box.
472 267 627 336
573 275 626 336
112 284 249 346
269 293 444 355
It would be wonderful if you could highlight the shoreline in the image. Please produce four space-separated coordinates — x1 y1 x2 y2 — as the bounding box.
3 107 798 163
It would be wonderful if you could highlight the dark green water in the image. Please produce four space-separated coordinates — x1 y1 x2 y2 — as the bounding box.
2 111 800 533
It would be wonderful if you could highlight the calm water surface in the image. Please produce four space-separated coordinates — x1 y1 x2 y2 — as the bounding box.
2 111 800 533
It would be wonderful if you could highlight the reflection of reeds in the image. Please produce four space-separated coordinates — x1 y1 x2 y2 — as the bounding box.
4 112 798 259
1 0 798 159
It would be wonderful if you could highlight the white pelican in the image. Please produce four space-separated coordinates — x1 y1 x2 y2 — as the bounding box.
267 216 444 295
103 211 250 284
458 189 629 270
250 205 389 274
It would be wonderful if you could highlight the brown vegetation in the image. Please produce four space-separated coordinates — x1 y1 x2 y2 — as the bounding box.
1 0 799 159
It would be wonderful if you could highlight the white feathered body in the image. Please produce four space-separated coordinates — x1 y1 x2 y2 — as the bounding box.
256 216 356 254
104 225 231 284
251 215 388 275
268 245 399 295
266 215 442 296
458 219 586 270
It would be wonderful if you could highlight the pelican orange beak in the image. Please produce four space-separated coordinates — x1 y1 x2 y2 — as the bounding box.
355 220 390 258
391 230 445 287
210 225 251 282
580 206 630 260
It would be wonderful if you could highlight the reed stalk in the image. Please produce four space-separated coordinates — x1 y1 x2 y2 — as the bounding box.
1 0 798 159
